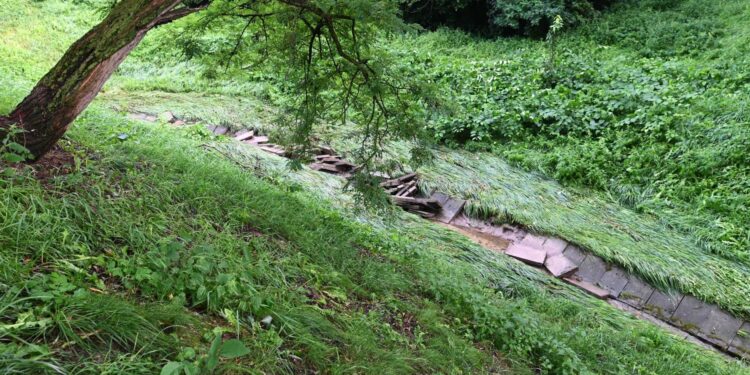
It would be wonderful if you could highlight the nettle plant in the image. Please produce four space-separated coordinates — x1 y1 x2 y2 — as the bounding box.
0 125 32 165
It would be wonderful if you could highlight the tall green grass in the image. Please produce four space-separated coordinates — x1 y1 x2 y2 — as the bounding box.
2 0 750 372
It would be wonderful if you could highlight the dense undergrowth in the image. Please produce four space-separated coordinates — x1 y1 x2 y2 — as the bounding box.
395 0 750 264
87 0 750 319
2 0 750 373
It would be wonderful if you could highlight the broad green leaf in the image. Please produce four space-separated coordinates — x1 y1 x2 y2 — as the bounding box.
220 339 251 359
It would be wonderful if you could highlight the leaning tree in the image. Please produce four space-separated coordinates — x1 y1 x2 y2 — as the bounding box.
0 0 422 163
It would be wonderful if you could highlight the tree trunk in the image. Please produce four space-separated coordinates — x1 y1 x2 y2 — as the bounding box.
2 0 186 159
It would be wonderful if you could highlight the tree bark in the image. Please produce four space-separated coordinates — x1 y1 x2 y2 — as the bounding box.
1 0 188 159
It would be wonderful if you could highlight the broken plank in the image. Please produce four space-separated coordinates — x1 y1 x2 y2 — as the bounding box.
248 136 269 144
310 163 340 173
234 130 255 141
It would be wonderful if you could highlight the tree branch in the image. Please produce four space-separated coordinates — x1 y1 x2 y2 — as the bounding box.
155 4 209 26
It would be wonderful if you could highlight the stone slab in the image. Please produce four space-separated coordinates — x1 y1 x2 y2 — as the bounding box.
645 290 683 319
597 266 630 296
608 300 715 351
542 238 568 257
505 244 546 267
672 296 742 349
574 254 608 284
700 308 742 350
213 126 229 135
544 254 578 278
618 276 654 309
562 245 587 266
519 234 546 249
432 193 466 224
564 277 610 299
729 322 750 358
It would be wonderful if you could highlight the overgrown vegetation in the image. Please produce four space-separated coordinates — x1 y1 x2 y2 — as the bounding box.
2 0 750 373
401 0 612 37
393 0 750 265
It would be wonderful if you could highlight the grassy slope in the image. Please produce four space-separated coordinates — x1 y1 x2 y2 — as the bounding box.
95 0 750 319
0 0 748 373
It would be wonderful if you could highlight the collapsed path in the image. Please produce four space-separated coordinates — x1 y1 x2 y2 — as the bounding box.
131 113 750 360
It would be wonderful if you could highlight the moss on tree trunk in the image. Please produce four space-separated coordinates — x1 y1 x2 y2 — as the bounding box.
2 0 184 159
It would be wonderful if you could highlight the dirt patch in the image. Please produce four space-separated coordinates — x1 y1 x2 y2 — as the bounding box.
9 144 76 184
239 223 264 238
437 222 511 253
384 311 417 339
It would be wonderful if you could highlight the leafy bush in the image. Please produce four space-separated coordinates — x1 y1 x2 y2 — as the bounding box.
401 0 613 36
389 0 750 261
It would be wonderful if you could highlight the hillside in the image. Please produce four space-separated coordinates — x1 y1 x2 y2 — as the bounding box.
1 0 749 374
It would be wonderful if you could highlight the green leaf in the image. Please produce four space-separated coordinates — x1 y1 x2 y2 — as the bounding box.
205 333 222 371
220 339 251 359
159 361 183 375
2 153 25 163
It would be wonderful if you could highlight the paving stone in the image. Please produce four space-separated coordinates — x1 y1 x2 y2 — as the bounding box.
561 245 587 266
671 296 742 349
430 192 466 224
701 308 743 350
608 300 715 350
574 254 608 284
618 276 654 309
505 244 546 267
519 234 546 250
564 277 610 299
645 290 683 319
544 254 578 278
542 237 568 257
597 266 629 296
729 322 750 359
213 126 229 135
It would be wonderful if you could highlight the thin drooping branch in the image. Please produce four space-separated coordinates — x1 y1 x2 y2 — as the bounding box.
156 3 209 26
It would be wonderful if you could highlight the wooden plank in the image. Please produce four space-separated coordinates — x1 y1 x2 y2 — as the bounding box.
259 146 286 156
234 130 255 141
310 163 339 173
399 186 418 197
395 181 416 196
248 136 269 144
317 146 336 155
317 156 342 163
